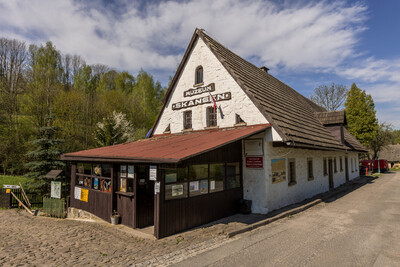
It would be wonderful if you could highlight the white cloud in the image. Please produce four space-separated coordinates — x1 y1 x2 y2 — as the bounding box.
0 0 367 74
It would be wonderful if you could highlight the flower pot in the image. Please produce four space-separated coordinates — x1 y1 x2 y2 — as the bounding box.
110 215 120 225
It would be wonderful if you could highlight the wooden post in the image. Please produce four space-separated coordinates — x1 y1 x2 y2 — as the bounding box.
10 192 36 216
19 183 31 207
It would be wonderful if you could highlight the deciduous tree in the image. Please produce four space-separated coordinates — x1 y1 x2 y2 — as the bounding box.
310 83 348 111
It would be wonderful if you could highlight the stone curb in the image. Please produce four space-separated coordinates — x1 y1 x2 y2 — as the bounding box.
226 184 354 238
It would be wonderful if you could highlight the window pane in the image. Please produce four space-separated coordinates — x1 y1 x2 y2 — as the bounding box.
189 164 208 180
226 175 240 189
210 163 224 177
165 183 188 200
127 178 134 192
120 165 127 177
84 163 92 175
226 162 240 176
93 164 102 176
76 175 83 186
77 163 84 174
128 165 134 178
210 177 223 192
120 178 127 192
102 164 112 178
165 168 187 184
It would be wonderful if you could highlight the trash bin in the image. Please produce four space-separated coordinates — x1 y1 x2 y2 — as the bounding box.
240 199 252 214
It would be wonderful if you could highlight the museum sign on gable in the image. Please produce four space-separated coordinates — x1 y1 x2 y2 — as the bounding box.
172 92 231 110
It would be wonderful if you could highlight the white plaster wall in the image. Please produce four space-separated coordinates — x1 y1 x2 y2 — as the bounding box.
242 131 361 214
153 38 268 135
242 133 268 214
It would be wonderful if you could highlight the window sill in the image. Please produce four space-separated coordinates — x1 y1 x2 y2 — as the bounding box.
204 126 219 130
163 130 171 134
193 82 204 87
288 181 297 186
234 122 247 127
307 177 314 181
116 191 135 197
182 128 193 132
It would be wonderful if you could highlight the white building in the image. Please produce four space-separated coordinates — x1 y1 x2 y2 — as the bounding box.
63 28 366 238
151 28 366 214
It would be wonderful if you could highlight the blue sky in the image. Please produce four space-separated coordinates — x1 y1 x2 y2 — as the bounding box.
0 0 399 128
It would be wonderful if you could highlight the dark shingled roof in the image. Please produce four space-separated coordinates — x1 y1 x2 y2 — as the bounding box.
198 30 347 150
343 128 367 152
314 110 346 126
378 145 400 162
151 28 365 152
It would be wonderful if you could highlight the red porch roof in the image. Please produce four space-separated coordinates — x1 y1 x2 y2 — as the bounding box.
61 124 270 163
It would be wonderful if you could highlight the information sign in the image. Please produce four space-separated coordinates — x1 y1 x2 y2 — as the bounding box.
246 156 264 168
51 181 61 199
149 165 157 181
154 182 160 195
74 187 81 200
80 189 89 202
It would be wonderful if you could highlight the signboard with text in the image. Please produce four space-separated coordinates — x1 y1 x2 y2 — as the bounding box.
246 156 264 168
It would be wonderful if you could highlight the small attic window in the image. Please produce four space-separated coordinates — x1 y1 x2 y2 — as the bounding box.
235 114 246 126
164 124 171 133
195 66 203 85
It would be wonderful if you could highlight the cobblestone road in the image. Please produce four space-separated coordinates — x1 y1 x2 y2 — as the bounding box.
0 208 232 266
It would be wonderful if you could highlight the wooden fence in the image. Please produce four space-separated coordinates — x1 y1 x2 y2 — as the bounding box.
0 188 43 208
43 197 66 218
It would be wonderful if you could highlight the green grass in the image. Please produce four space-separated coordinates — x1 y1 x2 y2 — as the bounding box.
390 168 400 172
0 175 30 189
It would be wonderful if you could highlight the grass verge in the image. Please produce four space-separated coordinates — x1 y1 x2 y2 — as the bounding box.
0 175 30 189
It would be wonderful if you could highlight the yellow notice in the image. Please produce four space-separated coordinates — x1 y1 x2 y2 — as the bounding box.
80 189 89 202
6 189 11 194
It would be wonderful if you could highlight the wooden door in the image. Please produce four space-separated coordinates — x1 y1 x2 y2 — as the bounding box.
136 165 154 228
345 157 349 181
328 159 334 189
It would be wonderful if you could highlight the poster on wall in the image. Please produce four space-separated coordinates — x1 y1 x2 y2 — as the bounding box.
93 178 99 190
244 139 263 156
50 181 61 199
271 158 286 183
74 187 81 200
189 181 199 192
80 188 89 202
171 184 183 196
210 180 216 190
200 179 208 194
149 165 157 181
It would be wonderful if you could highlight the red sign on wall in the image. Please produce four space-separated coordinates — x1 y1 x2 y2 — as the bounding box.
246 156 263 168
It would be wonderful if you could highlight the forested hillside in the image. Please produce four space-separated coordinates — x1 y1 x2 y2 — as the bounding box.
0 38 167 175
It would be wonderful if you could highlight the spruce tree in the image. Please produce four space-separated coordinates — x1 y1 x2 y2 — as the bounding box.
25 114 64 194
344 83 378 148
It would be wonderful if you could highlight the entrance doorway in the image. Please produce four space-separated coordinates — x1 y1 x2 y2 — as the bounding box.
136 165 154 228
345 157 349 181
328 159 334 189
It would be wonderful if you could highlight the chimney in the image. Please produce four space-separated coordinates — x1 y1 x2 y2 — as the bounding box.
260 66 269 73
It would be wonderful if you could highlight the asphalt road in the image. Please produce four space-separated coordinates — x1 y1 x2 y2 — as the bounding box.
174 172 400 267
